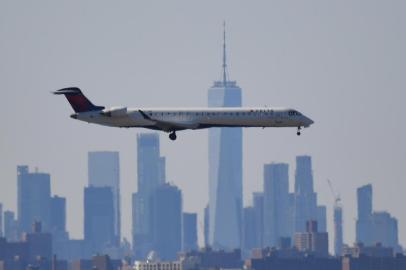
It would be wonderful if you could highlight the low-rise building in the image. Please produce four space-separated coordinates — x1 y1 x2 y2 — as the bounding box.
179 248 242 270
0 221 60 269
71 255 122 270
342 243 394 258
135 260 181 270
293 220 329 258
134 251 180 270
246 256 341 270
342 254 406 270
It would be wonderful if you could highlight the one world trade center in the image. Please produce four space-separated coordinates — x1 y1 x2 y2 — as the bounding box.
208 24 242 249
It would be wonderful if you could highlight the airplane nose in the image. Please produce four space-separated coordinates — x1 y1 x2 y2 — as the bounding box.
307 117 314 126
303 116 314 127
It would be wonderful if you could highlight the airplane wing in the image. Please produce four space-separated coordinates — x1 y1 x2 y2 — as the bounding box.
138 110 199 132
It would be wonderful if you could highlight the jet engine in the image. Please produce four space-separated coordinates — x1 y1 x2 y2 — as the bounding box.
101 107 127 117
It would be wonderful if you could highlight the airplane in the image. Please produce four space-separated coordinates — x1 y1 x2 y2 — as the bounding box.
54 87 314 140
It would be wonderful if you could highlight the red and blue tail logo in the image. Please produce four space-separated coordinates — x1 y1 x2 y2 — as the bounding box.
54 87 104 113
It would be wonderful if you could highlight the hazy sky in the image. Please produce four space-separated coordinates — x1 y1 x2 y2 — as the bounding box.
1 1 405 251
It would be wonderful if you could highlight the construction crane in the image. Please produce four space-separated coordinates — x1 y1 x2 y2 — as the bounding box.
327 179 341 206
327 179 344 256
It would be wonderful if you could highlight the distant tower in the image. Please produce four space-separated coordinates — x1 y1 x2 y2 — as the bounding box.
334 205 343 256
204 205 209 247
263 163 290 247
50 196 66 233
84 186 115 254
293 156 318 233
316 206 327 233
4 211 18 241
253 192 264 248
88 151 121 245
327 179 343 257
356 184 372 245
133 133 166 259
355 184 400 251
50 195 68 243
208 22 243 250
151 183 182 261
0 203 3 237
182 212 198 252
242 206 256 254
370 211 400 251
17 166 51 235
357 184 372 220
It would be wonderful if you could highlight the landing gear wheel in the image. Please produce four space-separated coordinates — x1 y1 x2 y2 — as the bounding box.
297 127 301 136
169 131 177 141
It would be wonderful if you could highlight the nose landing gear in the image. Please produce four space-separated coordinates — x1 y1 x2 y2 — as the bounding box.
169 131 177 141
297 127 301 136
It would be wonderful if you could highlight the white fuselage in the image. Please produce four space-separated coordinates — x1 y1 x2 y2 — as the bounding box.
73 107 314 131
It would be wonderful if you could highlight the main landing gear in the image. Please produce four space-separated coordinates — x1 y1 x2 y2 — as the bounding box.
297 126 302 136
169 131 177 141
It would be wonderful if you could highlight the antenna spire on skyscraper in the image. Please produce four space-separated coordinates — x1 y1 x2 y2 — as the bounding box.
222 21 227 85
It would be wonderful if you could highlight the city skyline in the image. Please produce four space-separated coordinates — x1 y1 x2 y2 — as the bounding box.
0 148 403 256
1 0 405 255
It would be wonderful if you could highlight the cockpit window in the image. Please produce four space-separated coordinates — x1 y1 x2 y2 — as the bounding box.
288 110 301 116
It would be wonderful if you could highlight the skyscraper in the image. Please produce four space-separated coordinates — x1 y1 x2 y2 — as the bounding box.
0 203 3 237
204 205 209 248
17 166 51 235
355 184 400 251
370 211 400 251
151 183 182 261
356 184 372 245
357 184 372 220
293 156 318 233
24 221 53 263
263 163 290 247
158 157 166 184
208 23 242 250
288 193 295 238
334 205 343 257
183 212 198 252
4 210 18 241
50 195 68 242
50 196 66 233
84 186 115 254
242 207 256 254
50 195 70 260
317 205 327 233
253 192 264 248
133 133 165 259
88 151 121 245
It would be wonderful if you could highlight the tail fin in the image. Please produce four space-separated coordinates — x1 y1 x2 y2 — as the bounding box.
53 87 105 113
